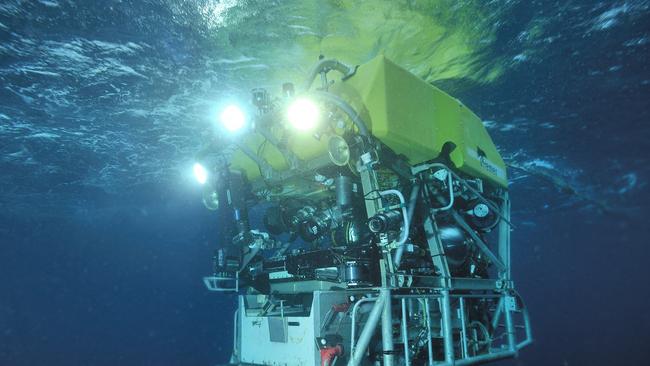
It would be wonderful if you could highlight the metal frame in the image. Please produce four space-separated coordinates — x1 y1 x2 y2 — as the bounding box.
200 57 531 364
345 289 532 366
342 161 532 366
203 272 239 292
210 162 532 366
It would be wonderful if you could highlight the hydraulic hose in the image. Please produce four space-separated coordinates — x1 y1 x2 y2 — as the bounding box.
310 90 370 137
393 184 420 268
348 293 385 366
303 58 355 91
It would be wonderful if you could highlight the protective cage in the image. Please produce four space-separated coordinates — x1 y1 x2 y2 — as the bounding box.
199 55 532 366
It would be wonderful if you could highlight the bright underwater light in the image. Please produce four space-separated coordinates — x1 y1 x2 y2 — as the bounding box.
219 104 246 132
193 163 208 185
287 98 320 131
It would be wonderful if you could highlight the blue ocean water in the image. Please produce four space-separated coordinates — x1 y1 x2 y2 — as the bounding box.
1 1 649 365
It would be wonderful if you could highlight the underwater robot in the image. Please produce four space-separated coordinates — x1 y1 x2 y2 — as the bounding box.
196 55 532 366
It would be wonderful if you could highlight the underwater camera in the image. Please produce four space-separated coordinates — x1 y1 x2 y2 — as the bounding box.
197 55 532 366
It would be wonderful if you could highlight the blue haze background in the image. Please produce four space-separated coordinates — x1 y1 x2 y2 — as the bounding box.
1 1 649 365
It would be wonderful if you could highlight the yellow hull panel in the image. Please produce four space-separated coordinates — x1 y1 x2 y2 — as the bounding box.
231 55 507 188
331 55 507 187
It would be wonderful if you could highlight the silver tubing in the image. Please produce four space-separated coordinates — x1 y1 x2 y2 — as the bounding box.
491 297 504 331
394 184 420 268
430 164 454 212
411 162 454 211
303 59 355 91
423 214 451 279
203 273 239 292
350 296 378 353
401 298 410 366
424 299 434 366
524 305 533 344
517 339 533 349
233 309 239 361
451 210 506 271
459 297 468 359
451 350 517 366
348 293 386 366
503 297 517 355
381 288 394 366
406 184 420 225
516 297 533 350
440 290 455 365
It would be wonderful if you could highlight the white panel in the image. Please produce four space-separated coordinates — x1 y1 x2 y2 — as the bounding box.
240 312 317 365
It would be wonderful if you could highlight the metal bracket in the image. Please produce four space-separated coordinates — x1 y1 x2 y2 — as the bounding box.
203 273 239 292
505 295 517 311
